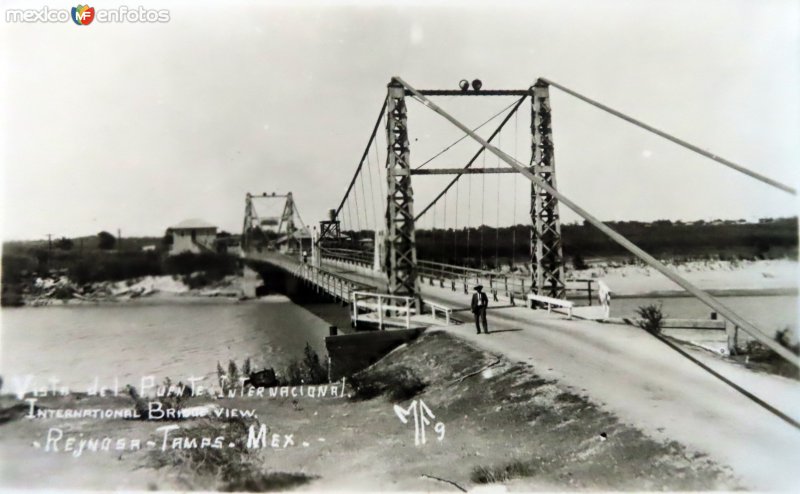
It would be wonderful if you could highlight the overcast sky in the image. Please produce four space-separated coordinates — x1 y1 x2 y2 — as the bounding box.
1 0 798 240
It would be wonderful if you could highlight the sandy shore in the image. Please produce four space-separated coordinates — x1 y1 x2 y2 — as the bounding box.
578 258 798 297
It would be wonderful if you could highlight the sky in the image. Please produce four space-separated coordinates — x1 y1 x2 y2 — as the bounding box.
1 0 798 240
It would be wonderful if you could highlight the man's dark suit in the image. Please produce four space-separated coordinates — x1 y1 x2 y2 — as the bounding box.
471 290 489 334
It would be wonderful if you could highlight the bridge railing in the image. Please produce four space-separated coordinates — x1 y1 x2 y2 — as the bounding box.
292 262 374 303
351 291 416 330
320 248 373 268
417 259 601 306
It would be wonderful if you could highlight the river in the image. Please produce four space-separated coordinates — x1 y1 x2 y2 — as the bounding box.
0 296 333 392
1 292 796 393
611 294 798 334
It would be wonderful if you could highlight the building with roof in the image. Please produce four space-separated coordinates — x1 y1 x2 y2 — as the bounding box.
166 219 218 256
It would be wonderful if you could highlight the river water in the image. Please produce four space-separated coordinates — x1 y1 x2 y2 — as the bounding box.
1 293 796 393
611 294 798 334
0 296 332 392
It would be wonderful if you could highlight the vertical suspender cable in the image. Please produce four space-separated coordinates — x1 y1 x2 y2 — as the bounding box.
512 109 518 268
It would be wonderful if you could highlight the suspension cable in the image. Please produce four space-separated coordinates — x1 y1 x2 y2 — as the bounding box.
454 179 460 261
467 168 472 262
480 150 486 268
398 75 799 368
414 98 521 170
365 152 379 233
512 108 518 268
321 96 388 240
414 95 527 221
495 127 501 269
540 78 796 195
358 164 370 233
352 176 362 240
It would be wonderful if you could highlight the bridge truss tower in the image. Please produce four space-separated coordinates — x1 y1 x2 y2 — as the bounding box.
242 193 255 252
530 80 566 299
278 192 297 253
383 78 566 301
384 79 421 305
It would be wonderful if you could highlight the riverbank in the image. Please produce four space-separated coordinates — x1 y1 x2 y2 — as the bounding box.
0 331 741 491
9 274 246 307
577 258 798 297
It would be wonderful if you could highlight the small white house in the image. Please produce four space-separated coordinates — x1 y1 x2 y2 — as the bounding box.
167 219 218 256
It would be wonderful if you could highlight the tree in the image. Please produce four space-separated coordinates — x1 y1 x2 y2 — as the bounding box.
54 237 74 251
97 231 116 250
572 253 589 270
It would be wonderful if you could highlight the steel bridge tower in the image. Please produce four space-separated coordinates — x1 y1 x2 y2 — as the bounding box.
530 80 566 299
384 78 421 306
381 77 565 302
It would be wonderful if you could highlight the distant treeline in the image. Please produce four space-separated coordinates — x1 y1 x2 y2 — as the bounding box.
2 234 238 288
411 217 798 269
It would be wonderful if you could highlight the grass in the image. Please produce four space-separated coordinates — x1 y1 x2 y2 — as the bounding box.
126 377 188 420
470 460 539 484
348 365 426 402
145 416 316 491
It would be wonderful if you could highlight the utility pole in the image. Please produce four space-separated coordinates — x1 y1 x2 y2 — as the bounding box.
46 233 52 272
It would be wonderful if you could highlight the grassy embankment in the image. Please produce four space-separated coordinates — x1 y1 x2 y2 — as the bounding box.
0 332 738 491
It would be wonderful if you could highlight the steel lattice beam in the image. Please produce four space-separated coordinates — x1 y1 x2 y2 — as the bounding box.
530 81 566 299
242 193 254 251
385 79 421 306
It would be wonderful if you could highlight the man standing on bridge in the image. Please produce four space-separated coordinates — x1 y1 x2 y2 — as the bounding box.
471 285 489 334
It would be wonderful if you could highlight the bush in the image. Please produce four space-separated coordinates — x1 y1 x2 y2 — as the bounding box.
636 303 665 335
51 285 74 300
572 253 589 270
97 231 116 250
281 344 329 385
349 365 426 402
775 327 800 355
69 252 163 284
218 360 241 394
471 460 537 484
165 252 238 283
54 237 74 250
126 377 187 420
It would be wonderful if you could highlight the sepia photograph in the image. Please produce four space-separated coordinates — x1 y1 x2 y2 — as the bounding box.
1 0 799 492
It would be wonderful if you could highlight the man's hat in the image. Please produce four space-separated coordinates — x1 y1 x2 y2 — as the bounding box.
474 285 483 290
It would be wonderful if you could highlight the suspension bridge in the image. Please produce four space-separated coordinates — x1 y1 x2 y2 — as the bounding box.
241 76 796 362
236 77 800 487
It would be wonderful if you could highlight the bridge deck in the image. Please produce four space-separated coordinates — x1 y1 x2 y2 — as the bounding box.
245 250 800 490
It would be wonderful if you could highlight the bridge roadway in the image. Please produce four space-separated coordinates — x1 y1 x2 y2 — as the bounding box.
246 251 800 490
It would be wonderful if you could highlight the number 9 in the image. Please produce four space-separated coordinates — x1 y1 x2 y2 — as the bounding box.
435 422 445 441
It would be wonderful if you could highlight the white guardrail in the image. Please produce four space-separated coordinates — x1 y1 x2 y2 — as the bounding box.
350 291 453 330
527 293 574 319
